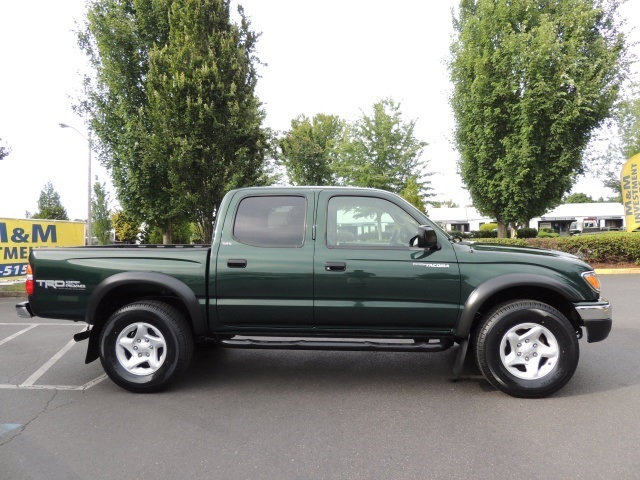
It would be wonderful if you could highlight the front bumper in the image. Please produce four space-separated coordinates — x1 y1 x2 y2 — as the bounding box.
16 301 34 319
574 298 612 343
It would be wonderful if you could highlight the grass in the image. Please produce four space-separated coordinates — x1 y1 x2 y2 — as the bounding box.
0 282 26 292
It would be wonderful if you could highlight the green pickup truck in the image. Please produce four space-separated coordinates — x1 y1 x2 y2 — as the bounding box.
16 187 612 398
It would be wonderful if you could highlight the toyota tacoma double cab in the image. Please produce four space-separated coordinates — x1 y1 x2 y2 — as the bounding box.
16 187 612 398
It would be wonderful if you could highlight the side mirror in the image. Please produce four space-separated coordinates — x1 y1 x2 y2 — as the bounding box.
413 225 440 250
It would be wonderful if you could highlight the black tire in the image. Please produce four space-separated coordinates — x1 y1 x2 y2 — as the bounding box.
473 300 579 398
99 301 194 393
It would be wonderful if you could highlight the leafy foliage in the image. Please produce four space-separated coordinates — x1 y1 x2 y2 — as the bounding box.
0 138 10 161
92 179 112 245
478 232 640 265
32 182 69 220
142 221 193 244
450 0 627 237
78 0 268 243
430 199 460 208
479 222 498 232
111 210 140 243
592 84 640 197
278 114 345 185
471 229 498 238
516 227 538 238
335 99 431 197
400 176 426 212
563 192 594 204
616 86 640 161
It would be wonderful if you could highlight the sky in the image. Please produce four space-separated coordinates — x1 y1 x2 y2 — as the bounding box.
1 0 639 220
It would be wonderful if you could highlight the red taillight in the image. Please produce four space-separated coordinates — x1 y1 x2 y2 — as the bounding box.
25 264 34 295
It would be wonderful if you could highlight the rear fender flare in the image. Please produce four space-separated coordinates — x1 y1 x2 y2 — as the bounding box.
84 272 205 363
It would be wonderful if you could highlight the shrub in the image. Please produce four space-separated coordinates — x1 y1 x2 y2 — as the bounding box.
473 238 527 246
470 230 498 238
478 232 640 265
479 222 498 231
537 230 560 238
447 231 471 239
517 227 538 238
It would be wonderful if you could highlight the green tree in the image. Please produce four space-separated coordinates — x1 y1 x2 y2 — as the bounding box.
78 0 178 242
142 221 193 244
592 84 640 197
78 0 268 244
563 192 594 203
147 0 268 244
615 85 640 161
278 114 345 185
450 0 627 237
430 199 460 208
336 98 431 197
400 176 426 212
111 210 140 243
92 178 112 245
32 182 69 220
0 138 10 160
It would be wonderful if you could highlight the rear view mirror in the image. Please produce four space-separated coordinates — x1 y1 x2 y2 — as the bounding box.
412 225 440 250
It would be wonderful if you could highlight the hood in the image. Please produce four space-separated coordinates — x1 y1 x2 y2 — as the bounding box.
453 240 591 269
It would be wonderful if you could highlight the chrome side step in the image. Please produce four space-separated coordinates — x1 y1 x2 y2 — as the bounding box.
219 337 454 353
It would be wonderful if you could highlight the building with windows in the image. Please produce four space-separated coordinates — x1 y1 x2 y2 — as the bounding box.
427 202 625 235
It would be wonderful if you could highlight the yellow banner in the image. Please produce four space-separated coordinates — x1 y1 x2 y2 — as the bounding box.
621 154 640 232
0 219 85 278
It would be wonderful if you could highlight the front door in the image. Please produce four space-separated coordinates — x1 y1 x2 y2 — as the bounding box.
314 192 460 331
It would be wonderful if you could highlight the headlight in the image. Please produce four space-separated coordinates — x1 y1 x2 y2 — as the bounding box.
581 271 601 293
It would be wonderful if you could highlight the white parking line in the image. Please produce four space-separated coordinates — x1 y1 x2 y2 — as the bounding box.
0 322 107 391
79 374 108 390
0 374 108 391
0 325 38 346
21 336 82 387
0 323 85 326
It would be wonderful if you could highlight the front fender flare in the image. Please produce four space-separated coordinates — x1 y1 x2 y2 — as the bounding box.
454 273 582 340
84 272 206 363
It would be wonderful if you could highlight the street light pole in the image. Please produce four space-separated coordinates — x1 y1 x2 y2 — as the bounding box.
59 123 92 246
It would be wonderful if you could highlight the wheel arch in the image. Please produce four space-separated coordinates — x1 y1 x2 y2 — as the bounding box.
84 272 206 364
454 274 583 340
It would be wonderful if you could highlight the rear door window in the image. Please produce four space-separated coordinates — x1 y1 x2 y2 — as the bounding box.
233 196 307 247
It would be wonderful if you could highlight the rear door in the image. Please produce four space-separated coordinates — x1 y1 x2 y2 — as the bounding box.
216 192 315 327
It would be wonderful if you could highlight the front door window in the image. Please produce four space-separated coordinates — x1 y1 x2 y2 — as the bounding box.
326 196 419 249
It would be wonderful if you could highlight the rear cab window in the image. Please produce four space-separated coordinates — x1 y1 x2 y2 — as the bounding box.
233 196 307 248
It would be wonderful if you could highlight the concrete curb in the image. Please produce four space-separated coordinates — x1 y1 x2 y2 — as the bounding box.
0 292 26 298
594 268 640 275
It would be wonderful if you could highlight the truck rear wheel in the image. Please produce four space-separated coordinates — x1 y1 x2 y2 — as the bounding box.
99 301 194 393
473 300 579 398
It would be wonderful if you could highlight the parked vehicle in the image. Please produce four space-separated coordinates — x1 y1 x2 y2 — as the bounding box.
16 187 612 398
569 217 622 235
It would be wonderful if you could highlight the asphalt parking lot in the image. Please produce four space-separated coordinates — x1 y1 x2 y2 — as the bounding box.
0 320 106 392
1 275 639 479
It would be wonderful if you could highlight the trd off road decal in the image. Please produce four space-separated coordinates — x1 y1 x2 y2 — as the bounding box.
36 279 86 291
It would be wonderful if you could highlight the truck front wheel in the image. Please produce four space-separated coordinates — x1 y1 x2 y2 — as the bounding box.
99 301 194 393
473 300 579 398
